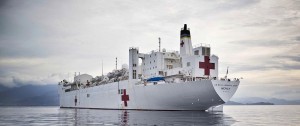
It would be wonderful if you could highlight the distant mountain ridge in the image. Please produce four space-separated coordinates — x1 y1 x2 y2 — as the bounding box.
231 97 300 105
0 85 8 92
225 101 274 105
0 84 59 106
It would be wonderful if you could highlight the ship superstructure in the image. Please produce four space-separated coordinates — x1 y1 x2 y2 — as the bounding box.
58 24 240 111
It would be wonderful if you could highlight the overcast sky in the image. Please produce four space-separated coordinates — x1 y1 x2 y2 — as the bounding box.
0 0 299 100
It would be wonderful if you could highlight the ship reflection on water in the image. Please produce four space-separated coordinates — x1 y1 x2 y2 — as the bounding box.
63 109 236 126
1 106 299 125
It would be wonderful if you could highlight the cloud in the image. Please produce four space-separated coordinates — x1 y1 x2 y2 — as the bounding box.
271 85 300 100
231 54 300 72
233 84 300 100
230 39 296 46
242 19 278 27
0 0 300 100
216 0 260 11
224 36 300 73
295 36 300 41
0 72 69 87
280 56 300 62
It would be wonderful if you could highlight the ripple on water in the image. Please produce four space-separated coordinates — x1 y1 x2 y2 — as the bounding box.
0 106 299 126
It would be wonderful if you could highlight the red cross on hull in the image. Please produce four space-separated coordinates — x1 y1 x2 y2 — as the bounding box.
121 89 129 107
199 56 215 75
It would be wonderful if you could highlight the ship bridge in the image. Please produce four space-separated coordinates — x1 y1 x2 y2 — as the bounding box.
128 24 219 81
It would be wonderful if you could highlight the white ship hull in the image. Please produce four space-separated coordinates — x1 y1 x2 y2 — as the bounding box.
59 79 239 111
59 24 240 111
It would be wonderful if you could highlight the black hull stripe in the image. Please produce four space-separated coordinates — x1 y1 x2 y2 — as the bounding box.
60 107 206 111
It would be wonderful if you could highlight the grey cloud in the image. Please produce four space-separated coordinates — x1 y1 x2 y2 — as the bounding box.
233 84 300 100
0 72 68 87
275 56 300 62
272 44 300 66
216 0 260 11
231 55 300 72
274 65 300 70
230 39 296 47
230 35 300 47
242 19 278 27
232 64 277 72
277 17 300 27
192 0 261 18
233 64 300 72
0 42 55 58
12 76 33 87
242 12 300 28
241 17 300 28
295 36 300 41
272 85 300 96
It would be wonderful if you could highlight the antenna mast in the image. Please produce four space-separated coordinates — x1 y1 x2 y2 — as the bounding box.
116 57 118 70
101 60 103 76
159 37 161 52
225 66 229 79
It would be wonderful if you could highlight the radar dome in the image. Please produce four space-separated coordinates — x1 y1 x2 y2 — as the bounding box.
122 64 129 69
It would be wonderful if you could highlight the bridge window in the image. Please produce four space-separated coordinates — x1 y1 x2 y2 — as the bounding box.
159 71 163 75
202 47 211 56
133 70 136 79
194 50 199 55
167 65 173 69
187 62 190 67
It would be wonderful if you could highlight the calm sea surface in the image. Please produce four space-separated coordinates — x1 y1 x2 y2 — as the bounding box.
0 105 299 126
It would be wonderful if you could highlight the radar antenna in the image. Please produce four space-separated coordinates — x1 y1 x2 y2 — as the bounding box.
116 57 118 70
102 60 103 76
159 37 161 52
225 66 229 79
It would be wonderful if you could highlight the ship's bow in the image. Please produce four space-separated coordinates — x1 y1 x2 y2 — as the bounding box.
211 79 240 103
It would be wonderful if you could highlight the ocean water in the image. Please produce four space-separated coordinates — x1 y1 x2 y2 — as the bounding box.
0 105 299 126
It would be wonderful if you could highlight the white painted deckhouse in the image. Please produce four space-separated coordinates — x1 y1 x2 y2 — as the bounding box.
58 24 240 111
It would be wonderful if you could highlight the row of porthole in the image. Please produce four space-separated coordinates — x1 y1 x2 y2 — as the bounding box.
149 53 174 57
143 60 156 65
149 53 157 57
143 66 158 71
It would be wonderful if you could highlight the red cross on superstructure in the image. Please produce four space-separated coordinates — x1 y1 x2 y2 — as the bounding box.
199 56 215 75
121 89 129 107
180 41 184 47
